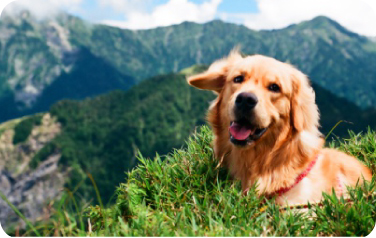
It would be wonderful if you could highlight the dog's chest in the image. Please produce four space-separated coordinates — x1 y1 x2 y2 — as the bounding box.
274 155 327 205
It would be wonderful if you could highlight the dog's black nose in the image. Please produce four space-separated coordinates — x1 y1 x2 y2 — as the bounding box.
235 92 258 111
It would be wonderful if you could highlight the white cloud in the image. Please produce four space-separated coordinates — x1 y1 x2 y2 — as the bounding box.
221 0 376 37
98 0 153 15
3 0 375 36
3 0 83 19
102 0 222 29
0 0 16 15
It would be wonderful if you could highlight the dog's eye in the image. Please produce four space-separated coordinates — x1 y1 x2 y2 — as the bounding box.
268 83 280 93
233 76 244 83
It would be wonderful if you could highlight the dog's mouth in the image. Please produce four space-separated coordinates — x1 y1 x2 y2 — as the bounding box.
229 119 268 146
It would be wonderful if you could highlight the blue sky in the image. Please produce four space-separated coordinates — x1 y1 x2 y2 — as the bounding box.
4 0 376 36
67 0 260 25
72 0 259 21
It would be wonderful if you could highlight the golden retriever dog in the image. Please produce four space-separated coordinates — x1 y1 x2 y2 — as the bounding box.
187 50 372 206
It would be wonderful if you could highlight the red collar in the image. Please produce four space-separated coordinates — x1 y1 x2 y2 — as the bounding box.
271 155 318 197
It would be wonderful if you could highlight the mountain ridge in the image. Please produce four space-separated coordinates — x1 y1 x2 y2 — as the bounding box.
1 9 376 122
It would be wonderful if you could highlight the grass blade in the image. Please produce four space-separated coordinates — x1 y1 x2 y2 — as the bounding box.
325 120 344 141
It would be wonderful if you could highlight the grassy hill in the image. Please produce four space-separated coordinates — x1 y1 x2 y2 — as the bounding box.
85 127 376 236
1 9 376 122
5 126 375 236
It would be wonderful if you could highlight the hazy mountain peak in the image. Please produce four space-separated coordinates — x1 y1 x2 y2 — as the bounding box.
295 15 362 40
310 15 338 25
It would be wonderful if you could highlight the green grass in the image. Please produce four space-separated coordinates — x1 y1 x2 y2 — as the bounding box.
3 126 376 236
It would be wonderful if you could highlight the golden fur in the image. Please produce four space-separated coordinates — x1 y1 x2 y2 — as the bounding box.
187 50 372 205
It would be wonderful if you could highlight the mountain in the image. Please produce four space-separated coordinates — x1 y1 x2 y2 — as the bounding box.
1 66 376 228
66 16 376 107
0 11 135 122
1 10 376 122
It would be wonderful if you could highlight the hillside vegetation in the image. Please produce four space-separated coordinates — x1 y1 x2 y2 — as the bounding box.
9 126 375 236
30 69 213 203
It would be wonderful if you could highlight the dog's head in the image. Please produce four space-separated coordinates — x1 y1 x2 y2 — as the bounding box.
188 51 319 148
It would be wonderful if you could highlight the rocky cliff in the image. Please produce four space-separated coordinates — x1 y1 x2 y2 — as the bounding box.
0 114 63 228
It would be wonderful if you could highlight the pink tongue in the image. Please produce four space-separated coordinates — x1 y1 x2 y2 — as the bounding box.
229 122 255 141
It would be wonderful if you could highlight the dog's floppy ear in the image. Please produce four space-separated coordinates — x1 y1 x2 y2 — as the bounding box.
291 71 320 133
188 50 242 93
187 63 227 93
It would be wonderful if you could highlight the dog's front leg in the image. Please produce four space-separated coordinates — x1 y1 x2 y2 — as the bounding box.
241 177 253 196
